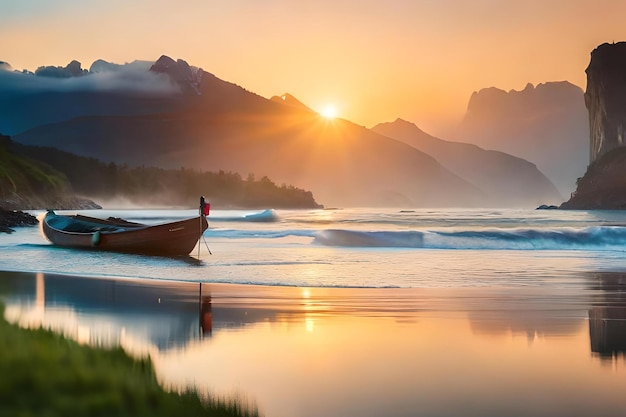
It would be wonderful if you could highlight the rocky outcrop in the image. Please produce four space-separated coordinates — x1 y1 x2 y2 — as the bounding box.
586 42 626 162
560 147 626 209
0 207 38 233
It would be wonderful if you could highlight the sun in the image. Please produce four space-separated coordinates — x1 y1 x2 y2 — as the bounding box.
320 104 338 119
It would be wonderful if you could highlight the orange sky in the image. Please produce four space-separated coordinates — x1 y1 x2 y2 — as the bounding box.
1 0 625 135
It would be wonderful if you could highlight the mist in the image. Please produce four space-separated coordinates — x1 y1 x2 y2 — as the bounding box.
0 60 181 96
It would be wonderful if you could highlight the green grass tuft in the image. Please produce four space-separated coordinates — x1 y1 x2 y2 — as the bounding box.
0 304 260 417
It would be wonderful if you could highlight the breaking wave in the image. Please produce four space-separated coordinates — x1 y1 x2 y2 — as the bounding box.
314 230 424 247
312 226 626 250
205 225 626 250
209 209 279 223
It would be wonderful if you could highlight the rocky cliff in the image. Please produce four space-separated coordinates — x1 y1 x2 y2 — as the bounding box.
560 147 626 209
586 42 626 162
561 42 626 210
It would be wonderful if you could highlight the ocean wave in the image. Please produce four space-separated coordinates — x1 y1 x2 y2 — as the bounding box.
312 226 626 250
208 209 279 223
206 229 315 239
314 230 424 247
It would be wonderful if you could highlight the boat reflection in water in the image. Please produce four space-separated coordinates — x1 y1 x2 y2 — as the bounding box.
0 271 295 353
1 271 211 354
200 291 212 338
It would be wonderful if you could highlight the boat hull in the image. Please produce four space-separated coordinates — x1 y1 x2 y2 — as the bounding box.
43 213 208 256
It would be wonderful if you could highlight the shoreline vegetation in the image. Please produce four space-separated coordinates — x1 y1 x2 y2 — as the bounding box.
0 303 260 417
1 133 323 213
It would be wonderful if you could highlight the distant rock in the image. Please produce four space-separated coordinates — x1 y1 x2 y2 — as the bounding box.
586 42 626 162
536 204 559 210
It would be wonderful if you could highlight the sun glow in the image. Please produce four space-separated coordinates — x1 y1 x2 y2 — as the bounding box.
320 104 338 119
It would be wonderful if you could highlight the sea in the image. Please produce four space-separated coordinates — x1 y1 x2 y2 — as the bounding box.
4 207 626 417
3 206 626 289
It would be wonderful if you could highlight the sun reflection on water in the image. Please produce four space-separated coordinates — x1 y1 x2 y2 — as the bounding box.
4 271 626 417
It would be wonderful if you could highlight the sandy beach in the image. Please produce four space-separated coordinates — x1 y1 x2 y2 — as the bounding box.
2 269 626 417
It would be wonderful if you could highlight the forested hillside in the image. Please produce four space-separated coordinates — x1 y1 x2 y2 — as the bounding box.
11 139 321 209
0 133 79 209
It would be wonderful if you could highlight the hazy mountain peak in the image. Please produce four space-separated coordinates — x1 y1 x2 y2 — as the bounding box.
467 81 582 115
150 55 203 95
393 118 425 131
0 62 12 71
521 82 534 92
455 79 588 197
269 93 313 111
372 118 431 139
34 60 88 78
151 55 178 71
372 118 562 206
89 59 121 73
384 118 416 128
89 59 154 74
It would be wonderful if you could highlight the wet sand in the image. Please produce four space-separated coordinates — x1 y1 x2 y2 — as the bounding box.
2 270 626 417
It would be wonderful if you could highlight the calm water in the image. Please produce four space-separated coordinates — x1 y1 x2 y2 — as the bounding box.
3 207 626 416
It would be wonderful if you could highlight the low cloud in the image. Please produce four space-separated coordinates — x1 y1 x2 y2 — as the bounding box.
0 60 181 96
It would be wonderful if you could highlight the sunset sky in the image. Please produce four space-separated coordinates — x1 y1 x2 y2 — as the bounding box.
1 0 625 135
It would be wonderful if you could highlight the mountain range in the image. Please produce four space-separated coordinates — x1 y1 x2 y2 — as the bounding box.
0 56 572 208
371 119 559 206
451 81 589 196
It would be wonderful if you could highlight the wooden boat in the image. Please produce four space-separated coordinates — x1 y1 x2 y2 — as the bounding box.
42 211 208 256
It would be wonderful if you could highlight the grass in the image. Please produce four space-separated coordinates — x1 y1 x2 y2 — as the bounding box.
0 137 70 200
0 304 260 417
